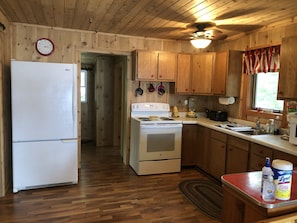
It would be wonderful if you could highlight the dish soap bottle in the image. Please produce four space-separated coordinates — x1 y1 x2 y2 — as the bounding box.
261 157 275 201
274 116 280 135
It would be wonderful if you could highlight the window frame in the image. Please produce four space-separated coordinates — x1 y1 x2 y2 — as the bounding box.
251 72 283 113
80 69 88 103
241 61 285 127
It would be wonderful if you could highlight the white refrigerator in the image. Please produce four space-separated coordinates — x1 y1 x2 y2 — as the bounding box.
11 60 78 193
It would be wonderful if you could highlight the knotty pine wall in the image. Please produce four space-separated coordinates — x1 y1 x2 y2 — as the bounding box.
9 22 206 173
0 20 297 196
0 11 12 197
213 22 297 122
94 56 121 147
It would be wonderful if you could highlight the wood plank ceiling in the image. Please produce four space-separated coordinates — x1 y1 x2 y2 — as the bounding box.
1 0 297 41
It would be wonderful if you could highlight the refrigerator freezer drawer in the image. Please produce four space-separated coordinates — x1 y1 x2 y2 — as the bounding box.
13 140 78 193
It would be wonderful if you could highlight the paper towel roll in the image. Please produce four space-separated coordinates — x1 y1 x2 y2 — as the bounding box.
218 97 235 105
228 97 235 104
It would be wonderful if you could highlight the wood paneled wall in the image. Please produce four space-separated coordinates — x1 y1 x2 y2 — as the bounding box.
95 56 116 147
0 11 12 197
0 20 296 196
213 23 297 120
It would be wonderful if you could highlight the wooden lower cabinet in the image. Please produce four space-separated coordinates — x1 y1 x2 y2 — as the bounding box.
223 185 265 223
249 143 297 171
184 124 297 182
196 125 209 170
207 130 227 179
222 185 297 223
181 124 197 166
273 150 297 167
226 136 249 174
249 143 273 171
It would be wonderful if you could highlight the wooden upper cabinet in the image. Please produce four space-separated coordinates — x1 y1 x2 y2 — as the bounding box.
132 50 158 80
191 53 215 95
278 36 297 99
132 50 176 81
213 50 243 96
176 54 191 93
157 52 177 81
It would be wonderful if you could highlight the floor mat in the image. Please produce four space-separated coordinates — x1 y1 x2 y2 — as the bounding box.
179 179 223 221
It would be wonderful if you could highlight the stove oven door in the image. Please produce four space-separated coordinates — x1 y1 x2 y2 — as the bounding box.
138 123 182 161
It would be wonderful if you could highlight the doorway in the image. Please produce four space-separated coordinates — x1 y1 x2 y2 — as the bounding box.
80 52 127 157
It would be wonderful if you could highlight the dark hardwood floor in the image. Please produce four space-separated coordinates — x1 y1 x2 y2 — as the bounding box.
0 143 220 223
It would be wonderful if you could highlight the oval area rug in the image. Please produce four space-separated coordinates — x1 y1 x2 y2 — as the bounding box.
178 179 223 221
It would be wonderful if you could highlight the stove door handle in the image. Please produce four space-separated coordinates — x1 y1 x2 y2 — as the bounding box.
140 124 183 128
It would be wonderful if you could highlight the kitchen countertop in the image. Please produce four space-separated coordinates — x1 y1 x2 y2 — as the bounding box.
221 170 297 209
174 115 297 157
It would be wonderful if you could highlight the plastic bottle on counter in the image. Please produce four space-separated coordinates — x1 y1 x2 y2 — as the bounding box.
261 157 275 201
262 174 275 202
265 122 270 133
274 116 280 135
269 119 275 134
261 157 272 193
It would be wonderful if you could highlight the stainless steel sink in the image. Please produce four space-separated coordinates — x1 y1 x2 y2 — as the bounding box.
236 129 269 136
215 124 269 135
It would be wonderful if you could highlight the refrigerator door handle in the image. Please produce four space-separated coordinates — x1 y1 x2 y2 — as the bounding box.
61 139 77 143
72 82 75 124
72 64 78 135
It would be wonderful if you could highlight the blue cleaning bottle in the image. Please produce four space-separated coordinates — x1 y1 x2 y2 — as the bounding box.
261 157 275 201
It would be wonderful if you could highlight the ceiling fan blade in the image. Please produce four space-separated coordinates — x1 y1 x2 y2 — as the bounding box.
215 8 265 20
216 24 262 32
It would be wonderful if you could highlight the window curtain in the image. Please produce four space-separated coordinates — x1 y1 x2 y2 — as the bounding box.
244 45 280 75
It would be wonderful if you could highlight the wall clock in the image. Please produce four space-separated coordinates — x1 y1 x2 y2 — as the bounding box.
35 38 54 56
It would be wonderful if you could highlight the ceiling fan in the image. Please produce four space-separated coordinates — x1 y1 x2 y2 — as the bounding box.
189 22 227 48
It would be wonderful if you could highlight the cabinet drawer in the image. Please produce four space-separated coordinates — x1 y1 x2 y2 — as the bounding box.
273 150 297 167
228 136 249 152
210 130 227 142
250 143 273 158
249 154 268 171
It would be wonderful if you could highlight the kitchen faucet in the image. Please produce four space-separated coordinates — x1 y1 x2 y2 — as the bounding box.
256 118 261 130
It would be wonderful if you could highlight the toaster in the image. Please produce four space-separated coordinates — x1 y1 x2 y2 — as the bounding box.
209 111 228 121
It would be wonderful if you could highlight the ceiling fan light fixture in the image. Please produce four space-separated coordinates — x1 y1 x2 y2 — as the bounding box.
190 38 212 48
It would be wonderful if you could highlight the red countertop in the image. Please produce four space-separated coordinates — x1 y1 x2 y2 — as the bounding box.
221 170 297 208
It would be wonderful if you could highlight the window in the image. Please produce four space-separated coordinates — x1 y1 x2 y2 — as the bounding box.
80 70 87 103
252 72 284 112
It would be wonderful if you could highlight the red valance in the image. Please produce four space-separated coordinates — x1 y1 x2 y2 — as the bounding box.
244 45 280 75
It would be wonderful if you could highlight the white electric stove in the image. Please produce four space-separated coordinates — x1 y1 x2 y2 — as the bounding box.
129 103 182 175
